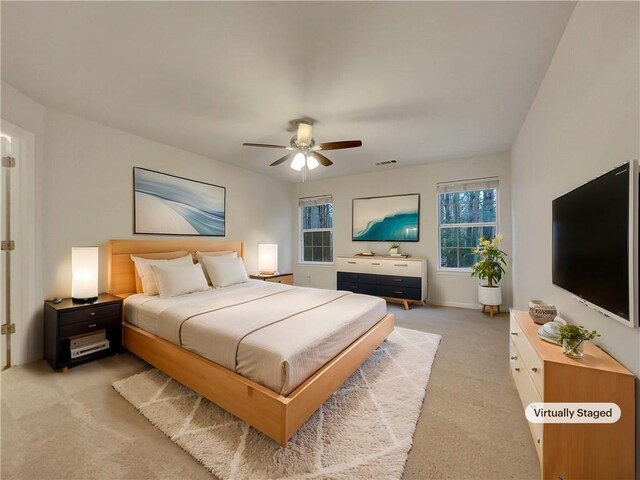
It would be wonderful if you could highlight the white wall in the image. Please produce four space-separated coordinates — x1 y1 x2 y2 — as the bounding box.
293 153 512 309
511 1 640 467
2 81 294 364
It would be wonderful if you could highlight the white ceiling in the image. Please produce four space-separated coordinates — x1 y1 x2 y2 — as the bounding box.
1 1 575 182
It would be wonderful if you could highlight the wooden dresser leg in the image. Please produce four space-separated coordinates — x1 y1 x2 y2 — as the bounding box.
403 300 409 311
497 305 501 313
482 304 486 313
489 306 495 318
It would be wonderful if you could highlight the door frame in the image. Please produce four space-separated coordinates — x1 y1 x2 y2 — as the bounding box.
1 119 37 367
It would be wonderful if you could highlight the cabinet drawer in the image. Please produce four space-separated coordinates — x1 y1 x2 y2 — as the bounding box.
265 275 293 285
375 274 421 288
337 281 376 296
376 285 422 300
59 315 120 338
510 317 544 396
59 304 121 325
510 345 543 461
337 272 377 285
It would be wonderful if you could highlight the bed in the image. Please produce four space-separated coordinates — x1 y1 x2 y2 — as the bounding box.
108 239 395 446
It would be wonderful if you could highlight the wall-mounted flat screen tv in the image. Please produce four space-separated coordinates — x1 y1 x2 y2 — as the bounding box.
352 193 420 242
552 160 638 328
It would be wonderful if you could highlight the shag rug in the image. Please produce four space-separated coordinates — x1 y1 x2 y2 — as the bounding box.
113 327 441 480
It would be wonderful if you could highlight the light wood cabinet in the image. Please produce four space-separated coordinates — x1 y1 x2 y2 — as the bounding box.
249 273 293 285
509 310 635 479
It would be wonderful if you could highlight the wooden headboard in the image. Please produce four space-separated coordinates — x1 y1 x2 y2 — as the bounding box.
107 239 244 296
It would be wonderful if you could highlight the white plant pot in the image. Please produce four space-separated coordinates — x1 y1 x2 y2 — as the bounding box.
389 248 399 255
478 285 502 306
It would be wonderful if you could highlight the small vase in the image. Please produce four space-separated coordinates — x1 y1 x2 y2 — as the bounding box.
562 338 585 359
389 248 399 255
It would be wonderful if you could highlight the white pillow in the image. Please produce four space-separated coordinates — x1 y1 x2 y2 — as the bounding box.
195 251 237 285
131 254 192 295
150 262 210 298
202 254 249 288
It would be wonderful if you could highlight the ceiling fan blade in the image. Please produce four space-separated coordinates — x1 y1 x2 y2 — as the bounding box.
243 143 290 149
317 140 362 151
270 153 296 167
310 152 333 167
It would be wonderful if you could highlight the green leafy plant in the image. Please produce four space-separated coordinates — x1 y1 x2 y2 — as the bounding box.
470 235 507 287
390 243 400 249
557 324 600 343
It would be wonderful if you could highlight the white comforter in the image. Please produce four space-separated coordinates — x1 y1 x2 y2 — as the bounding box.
124 281 387 395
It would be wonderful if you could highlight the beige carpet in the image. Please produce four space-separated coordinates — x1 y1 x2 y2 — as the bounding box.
113 327 441 480
1 305 540 479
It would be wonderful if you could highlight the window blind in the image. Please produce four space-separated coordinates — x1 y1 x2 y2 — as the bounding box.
298 195 332 207
437 178 499 194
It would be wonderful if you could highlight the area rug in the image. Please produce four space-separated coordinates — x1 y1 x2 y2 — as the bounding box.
113 327 441 480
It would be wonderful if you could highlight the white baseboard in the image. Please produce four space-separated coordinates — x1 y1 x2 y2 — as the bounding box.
426 299 512 311
425 299 481 310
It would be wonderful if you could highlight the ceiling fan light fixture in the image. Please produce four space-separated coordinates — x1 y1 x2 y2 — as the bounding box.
306 155 319 170
297 122 313 146
290 152 306 171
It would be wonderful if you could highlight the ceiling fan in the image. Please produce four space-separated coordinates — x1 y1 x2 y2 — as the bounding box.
243 121 362 171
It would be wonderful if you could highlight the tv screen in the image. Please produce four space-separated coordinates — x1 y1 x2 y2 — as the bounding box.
552 162 636 325
352 193 420 242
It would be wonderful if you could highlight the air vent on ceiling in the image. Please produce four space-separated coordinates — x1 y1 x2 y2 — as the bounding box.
375 159 398 166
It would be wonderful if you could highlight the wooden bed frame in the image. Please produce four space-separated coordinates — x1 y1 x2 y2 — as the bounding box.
107 239 395 446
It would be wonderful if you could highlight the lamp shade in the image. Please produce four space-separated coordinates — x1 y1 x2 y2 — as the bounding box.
72 246 99 302
258 244 278 275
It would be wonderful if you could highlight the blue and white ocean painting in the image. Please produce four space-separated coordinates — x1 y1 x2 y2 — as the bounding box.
353 194 419 241
134 168 225 236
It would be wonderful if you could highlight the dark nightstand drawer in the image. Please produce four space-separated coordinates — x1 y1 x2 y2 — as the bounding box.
375 285 422 301
59 315 120 338
375 274 421 289
59 304 121 325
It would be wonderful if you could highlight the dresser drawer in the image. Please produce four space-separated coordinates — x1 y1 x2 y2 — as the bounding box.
337 271 377 285
375 274 421 288
59 304 121 325
510 317 544 396
375 285 422 301
59 315 120 338
337 281 376 296
510 345 543 460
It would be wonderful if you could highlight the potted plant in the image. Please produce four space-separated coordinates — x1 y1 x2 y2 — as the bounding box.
557 324 600 359
389 244 400 255
471 235 507 309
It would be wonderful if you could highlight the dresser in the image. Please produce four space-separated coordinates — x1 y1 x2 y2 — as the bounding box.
509 310 635 479
336 255 427 310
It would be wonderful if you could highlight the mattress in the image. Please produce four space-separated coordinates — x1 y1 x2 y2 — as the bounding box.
124 280 387 395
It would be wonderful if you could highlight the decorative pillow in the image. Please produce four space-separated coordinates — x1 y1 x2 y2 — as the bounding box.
150 262 209 298
131 254 192 295
195 251 237 285
202 254 249 288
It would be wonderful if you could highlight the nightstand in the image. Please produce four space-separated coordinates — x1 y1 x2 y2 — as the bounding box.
250 273 294 285
44 293 123 370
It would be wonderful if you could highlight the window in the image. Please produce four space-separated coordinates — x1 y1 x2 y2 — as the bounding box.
299 195 333 263
438 179 498 270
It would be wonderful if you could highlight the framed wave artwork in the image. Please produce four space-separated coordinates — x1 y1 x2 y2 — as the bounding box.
133 167 226 236
352 193 420 242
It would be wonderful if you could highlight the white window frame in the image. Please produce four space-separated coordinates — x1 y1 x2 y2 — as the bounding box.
299 195 333 265
437 179 499 273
